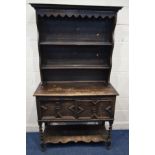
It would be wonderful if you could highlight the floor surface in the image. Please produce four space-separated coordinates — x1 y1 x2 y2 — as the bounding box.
26 130 129 155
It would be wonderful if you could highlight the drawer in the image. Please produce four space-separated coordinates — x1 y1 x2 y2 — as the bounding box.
37 98 115 120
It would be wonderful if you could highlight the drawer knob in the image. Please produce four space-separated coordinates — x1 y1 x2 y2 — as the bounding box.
96 33 100 37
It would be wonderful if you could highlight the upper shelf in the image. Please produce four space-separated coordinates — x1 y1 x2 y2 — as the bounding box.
41 59 111 70
39 41 113 46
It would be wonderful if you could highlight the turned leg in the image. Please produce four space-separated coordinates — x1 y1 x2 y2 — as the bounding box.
101 121 105 126
38 122 46 151
106 120 113 149
45 122 48 127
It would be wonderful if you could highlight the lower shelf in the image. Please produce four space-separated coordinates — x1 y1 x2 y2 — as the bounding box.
43 125 109 144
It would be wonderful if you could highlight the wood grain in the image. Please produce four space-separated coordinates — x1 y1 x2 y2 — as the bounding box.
34 82 118 96
44 125 109 144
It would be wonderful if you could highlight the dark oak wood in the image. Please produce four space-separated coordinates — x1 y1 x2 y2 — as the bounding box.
31 3 122 151
36 96 116 120
39 41 112 45
43 125 109 144
34 82 118 96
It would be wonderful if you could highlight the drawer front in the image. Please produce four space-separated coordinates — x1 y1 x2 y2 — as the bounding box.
38 98 115 120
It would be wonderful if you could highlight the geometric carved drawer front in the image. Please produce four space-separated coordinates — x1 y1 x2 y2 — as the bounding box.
39 99 115 121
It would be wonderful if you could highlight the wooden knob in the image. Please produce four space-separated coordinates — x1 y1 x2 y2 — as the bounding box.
96 33 100 37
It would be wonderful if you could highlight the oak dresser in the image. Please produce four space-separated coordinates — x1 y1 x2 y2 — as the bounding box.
31 3 122 151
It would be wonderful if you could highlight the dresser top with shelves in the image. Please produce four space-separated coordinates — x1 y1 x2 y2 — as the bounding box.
31 3 121 95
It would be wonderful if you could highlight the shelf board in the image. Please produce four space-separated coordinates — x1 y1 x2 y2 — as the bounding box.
41 65 110 69
41 59 111 69
44 125 109 144
39 41 112 46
